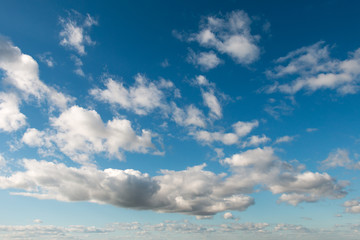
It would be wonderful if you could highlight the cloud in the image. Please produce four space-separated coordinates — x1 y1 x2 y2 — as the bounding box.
221 147 348 206
22 106 157 164
0 92 26 132
241 134 270 148
274 135 295 144
38 52 55 68
0 160 254 217
0 37 73 110
71 55 85 77
201 90 222 119
321 149 360 170
90 75 173 115
344 200 360 213
0 147 347 217
223 212 234 219
59 11 98 55
192 120 258 145
187 50 221 70
190 10 260 64
266 41 360 95
172 103 207 128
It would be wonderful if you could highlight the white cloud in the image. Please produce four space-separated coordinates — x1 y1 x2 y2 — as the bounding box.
242 135 270 148
33 219 43 224
0 92 26 132
191 10 260 64
306 128 318 132
0 160 254 217
321 149 360 170
172 103 207 128
267 41 360 95
38 52 55 68
221 147 348 206
71 55 85 77
22 106 157 164
0 154 6 168
274 135 295 144
344 200 360 213
202 90 222 119
232 120 259 137
90 75 171 115
188 51 221 70
192 120 258 145
0 37 73 110
223 212 234 219
59 11 98 55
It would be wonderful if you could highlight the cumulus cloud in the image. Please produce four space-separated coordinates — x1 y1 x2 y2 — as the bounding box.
344 200 360 214
223 212 234 219
266 41 360 95
192 120 258 145
187 50 221 70
190 10 260 64
90 75 173 115
221 147 348 206
201 90 222 119
321 149 360 170
0 160 254 217
172 103 207 128
0 147 347 217
0 92 26 132
0 37 73 109
59 11 98 55
22 106 157 164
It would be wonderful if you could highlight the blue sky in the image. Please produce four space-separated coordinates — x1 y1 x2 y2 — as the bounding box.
0 0 360 239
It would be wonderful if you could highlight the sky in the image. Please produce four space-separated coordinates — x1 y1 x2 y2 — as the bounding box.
0 0 360 239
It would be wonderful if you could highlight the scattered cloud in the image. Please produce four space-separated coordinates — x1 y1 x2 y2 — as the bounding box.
275 135 295 144
267 41 360 95
0 37 74 110
90 75 173 115
321 149 360 170
71 55 85 77
306 128 318 132
241 134 270 148
22 106 157 164
0 92 26 132
344 200 360 214
221 147 348 206
172 103 207 128
189 10 260 64
59 11 98 55
223 212 234 219
38 52 55 68
192 120 258 145
187 50 221 70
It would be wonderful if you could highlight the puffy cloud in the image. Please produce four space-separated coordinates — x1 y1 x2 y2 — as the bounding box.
223 212 234 219
0 160 254 217
191 10 260 64
321 149 360 170
232 120 259 137
59 11 98 55
267 41 360 95
0 147 347 216
188 51 221 70
172 103 207 128
0 37 73 109
90 75 172 115
22 106 157 164
344 200 360 214
221 147 348 205
192 120 258 145
0 92 26 132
